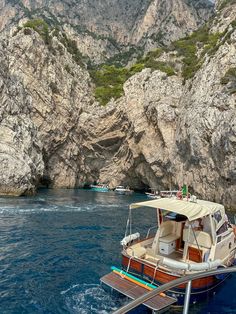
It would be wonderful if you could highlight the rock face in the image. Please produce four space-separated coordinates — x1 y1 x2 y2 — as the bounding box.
4 29 93 189
89 54 236 209
213 0 236 32
0 44 44 195
174 42 236 208
0 0 213 63
0 1 235 209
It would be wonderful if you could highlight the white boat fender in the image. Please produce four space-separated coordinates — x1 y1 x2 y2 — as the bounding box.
120 233 140 246
162 258 189 270
162 257 222 271
188 259 222 271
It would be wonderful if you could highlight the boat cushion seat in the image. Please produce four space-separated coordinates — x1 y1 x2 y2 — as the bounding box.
127 246 146 258
159 221 176 238
159 234 179 243
183 229 212 249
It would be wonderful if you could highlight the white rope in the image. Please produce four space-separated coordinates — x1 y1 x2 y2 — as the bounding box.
151 260 159 285
126 254 133 273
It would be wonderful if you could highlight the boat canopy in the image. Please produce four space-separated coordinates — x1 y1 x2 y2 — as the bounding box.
130 198 224 221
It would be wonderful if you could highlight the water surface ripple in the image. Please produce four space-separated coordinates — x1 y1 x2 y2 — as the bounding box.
0 189 235 314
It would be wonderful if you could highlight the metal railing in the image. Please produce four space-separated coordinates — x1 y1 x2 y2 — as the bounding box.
113 266 236 314
146 225 158 238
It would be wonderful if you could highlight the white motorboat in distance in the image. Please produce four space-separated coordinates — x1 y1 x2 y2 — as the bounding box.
90 183 109 192
114 186 133 194
145 188 160 199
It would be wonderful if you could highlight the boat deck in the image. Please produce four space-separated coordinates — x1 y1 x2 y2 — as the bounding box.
100 272 177 312
144 247 184 265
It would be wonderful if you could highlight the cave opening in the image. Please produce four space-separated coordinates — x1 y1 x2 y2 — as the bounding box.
39 175 52 188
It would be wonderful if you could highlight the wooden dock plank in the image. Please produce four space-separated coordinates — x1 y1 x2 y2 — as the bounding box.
100 272 177 311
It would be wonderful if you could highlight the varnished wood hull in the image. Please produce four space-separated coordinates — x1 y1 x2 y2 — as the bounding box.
122 253 230 305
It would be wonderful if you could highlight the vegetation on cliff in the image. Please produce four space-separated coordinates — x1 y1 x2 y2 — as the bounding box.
17 17 236 106
22 19 51 44
170 26 223 80
90 48 176 105
90 22 236 105
20 19 86 67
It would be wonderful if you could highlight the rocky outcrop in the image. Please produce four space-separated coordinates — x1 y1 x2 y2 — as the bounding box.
90 49 236 208
174 36 236 208
0 44 44 195
74 23 236 208
5 28 93 189
130 0 213 46
212 0 236 32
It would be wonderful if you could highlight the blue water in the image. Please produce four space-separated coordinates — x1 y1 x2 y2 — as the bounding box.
0 189 236 314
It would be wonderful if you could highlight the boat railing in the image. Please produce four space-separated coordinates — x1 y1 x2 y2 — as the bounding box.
112 265 236 314
146 225 158 238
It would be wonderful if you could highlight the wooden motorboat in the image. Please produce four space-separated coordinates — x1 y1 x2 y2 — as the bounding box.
101 197 236 308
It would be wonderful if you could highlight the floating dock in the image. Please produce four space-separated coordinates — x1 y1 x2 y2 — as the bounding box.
100 271 177 312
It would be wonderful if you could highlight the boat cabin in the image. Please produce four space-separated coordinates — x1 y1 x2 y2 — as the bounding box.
121 198 236 274
101 197 236 309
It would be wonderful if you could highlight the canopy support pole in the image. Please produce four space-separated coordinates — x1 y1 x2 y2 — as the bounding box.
183 280 192 314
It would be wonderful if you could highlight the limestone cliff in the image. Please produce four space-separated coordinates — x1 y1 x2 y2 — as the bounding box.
3 28 93 190
0 43 44 195
0 0 213 63
0 1 235 209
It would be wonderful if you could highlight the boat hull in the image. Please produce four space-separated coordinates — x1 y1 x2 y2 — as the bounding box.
115 190 133 194
91 188 109 192
121 254 231 305
90 186 109 192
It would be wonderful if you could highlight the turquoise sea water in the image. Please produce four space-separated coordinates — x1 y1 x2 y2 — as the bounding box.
0 189 236 314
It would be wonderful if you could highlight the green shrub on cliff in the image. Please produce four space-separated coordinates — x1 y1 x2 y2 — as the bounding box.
59 33 84 66
90 53 176 105
95 85 123 106
23 19 51 45
221 68 236 94
22 19 85 66
139 48 175 76
90 65 130 105
145 60 175 76
90 23 232 104
129 63 145 75
144 48 164 60
171 26 223 80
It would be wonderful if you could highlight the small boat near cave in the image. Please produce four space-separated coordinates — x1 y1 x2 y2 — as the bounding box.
90 183 109 192
145 188 160 199
114 186 133 194
145 189 179 199
160 190 179 198
101 195 236 311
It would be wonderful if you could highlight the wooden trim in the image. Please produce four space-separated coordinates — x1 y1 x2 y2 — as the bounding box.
122 253 215 290
188 246 203 262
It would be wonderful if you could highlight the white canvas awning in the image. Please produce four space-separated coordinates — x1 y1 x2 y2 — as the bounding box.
130 198 224 221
